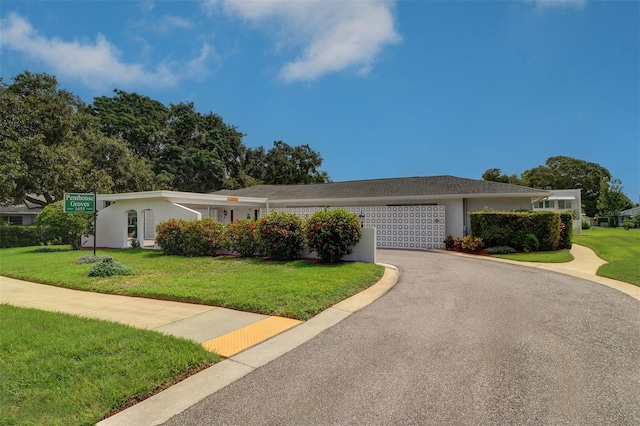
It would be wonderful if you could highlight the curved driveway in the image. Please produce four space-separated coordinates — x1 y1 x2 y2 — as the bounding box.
165 250 640 425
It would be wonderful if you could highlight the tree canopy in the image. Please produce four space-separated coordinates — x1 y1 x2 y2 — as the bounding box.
1 71 330 206
481 156 623 217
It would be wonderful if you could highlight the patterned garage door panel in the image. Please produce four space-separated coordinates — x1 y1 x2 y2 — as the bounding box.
262 205 445 250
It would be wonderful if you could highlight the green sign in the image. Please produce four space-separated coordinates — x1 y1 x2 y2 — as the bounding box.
63 193 95 213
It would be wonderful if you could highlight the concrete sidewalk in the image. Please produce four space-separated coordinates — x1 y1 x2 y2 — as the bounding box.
0 277 307 356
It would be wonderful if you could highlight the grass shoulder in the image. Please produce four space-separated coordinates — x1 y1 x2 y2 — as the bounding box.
0 304 219 426
492 249 573 263
573 227 640 286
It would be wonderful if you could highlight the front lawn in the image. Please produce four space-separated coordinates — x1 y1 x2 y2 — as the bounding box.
0 247 385 320
573 227 640 286
0 304 219 426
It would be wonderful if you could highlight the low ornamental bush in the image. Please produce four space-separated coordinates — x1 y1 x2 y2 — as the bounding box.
443 235 483 252
155 218 225 257
582 220 591 230
182 218 225 257
443 235 456 249
623 220 636 230
304 209 362 263
88 257 132 277
155 219 187 255
225 220 261 257
460 236 484 252
257 211 304 261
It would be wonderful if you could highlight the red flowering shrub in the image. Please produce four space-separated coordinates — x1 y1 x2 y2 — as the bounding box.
304 209 362 263
224 220 261 257
155 218 224 256
257 211 304 260
155 219 187 255
182 218 225 257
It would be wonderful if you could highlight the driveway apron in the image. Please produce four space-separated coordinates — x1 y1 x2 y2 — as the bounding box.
164 249 640 425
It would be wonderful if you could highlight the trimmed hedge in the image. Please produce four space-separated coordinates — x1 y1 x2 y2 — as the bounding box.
558 212 573 249
470 211 562 251
0 223 43 248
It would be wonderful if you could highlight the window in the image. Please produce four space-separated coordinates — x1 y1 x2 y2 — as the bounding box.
127 211 138 238
558 200 572 209
7 216 22 225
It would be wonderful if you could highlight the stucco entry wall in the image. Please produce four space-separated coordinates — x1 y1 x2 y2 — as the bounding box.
87 199 201 248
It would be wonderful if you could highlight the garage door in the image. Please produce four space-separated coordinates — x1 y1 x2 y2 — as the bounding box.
265 205 446 250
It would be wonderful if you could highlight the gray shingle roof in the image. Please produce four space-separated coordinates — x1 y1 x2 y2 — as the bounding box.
214 175 548 201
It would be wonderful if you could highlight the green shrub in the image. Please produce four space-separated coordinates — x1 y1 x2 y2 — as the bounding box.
608 217 619 228
0 222 44 248
224 220 261 257
484 246 516 254
34 247 70 253
155 219 188 255
182 218 225 257
582 220 591 230
471 211 560 251
597 217 609 226
304 209 362 263
558 213 573 249
623 220 636 230
257 211 304 261
88 258 132 277
36 201 94 250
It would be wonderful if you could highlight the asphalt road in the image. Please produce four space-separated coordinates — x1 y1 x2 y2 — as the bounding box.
164 250 640 425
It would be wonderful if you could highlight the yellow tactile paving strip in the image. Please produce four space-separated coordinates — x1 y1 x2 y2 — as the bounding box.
202 316 302 357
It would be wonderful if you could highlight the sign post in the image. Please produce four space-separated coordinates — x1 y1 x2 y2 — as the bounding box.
63 193 97 255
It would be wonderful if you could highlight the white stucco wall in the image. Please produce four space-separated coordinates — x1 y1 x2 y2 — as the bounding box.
84 199 201 249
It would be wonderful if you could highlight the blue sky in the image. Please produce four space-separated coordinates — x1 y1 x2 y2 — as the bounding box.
1 0 638 202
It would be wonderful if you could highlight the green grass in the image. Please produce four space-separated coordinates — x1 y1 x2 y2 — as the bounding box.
0 304 220 426
0 247 385 320
573 227 640 286
493 249 574 263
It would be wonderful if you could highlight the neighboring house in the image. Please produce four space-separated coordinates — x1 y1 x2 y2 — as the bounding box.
88 175 549 250
532 188 583 235
620 206 640 223
0 202 43 226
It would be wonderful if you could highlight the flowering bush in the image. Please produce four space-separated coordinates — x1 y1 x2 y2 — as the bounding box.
155 219 188 255
304 209 362 263
225 220 261 257
155 218 224 257
182 218 225 257
257 211 304 261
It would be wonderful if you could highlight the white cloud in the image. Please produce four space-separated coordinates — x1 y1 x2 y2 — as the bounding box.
0 13 208 90
207 0 401 82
